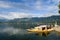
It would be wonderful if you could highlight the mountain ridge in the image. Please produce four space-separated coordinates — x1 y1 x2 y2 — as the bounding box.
0 15 60 23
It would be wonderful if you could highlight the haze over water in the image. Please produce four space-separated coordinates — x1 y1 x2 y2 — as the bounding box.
0 24 60 40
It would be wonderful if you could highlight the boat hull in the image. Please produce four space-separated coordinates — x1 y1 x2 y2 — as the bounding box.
27 28 54 33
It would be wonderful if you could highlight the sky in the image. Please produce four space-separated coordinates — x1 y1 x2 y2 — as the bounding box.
0 0 60 19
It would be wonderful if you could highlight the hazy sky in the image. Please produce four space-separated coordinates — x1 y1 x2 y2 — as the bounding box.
0 0 59 19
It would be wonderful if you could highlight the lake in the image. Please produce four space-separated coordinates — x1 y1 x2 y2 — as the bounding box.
0 24 60 40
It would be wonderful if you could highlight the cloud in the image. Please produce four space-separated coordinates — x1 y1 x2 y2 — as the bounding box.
0 0 59 19
33 0 42 10
0 1 12 8
0 12 60 19
0 0 31 9
52 0 59 3
0 0 58 9
0 14 9 19
0 12 40 19
0 0 59 11
42 13 60 17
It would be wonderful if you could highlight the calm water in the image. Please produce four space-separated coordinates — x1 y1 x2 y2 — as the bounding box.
0 24 60 40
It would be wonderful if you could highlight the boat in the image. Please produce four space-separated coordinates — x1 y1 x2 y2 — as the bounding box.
27 25 54 33
26 20 60 36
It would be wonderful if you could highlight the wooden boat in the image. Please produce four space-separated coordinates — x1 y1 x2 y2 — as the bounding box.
27 25 54 33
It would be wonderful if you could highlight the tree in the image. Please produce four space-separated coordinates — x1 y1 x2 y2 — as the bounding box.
58 2 60 14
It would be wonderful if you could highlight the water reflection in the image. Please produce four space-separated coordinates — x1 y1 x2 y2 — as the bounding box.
33 32 50 37
55 31 60 36
0 24 60 40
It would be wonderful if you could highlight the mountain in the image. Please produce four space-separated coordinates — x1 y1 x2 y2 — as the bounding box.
0 15 60 29
0 15 57 29
0 19 8 22
0 17 8 22
0 15 60 23
8 15 60 23
7 15 60 29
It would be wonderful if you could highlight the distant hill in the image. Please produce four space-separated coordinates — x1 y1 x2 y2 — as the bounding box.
0 15 60 29
8 15 60 23
0 18 8 22
0 15 60 23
